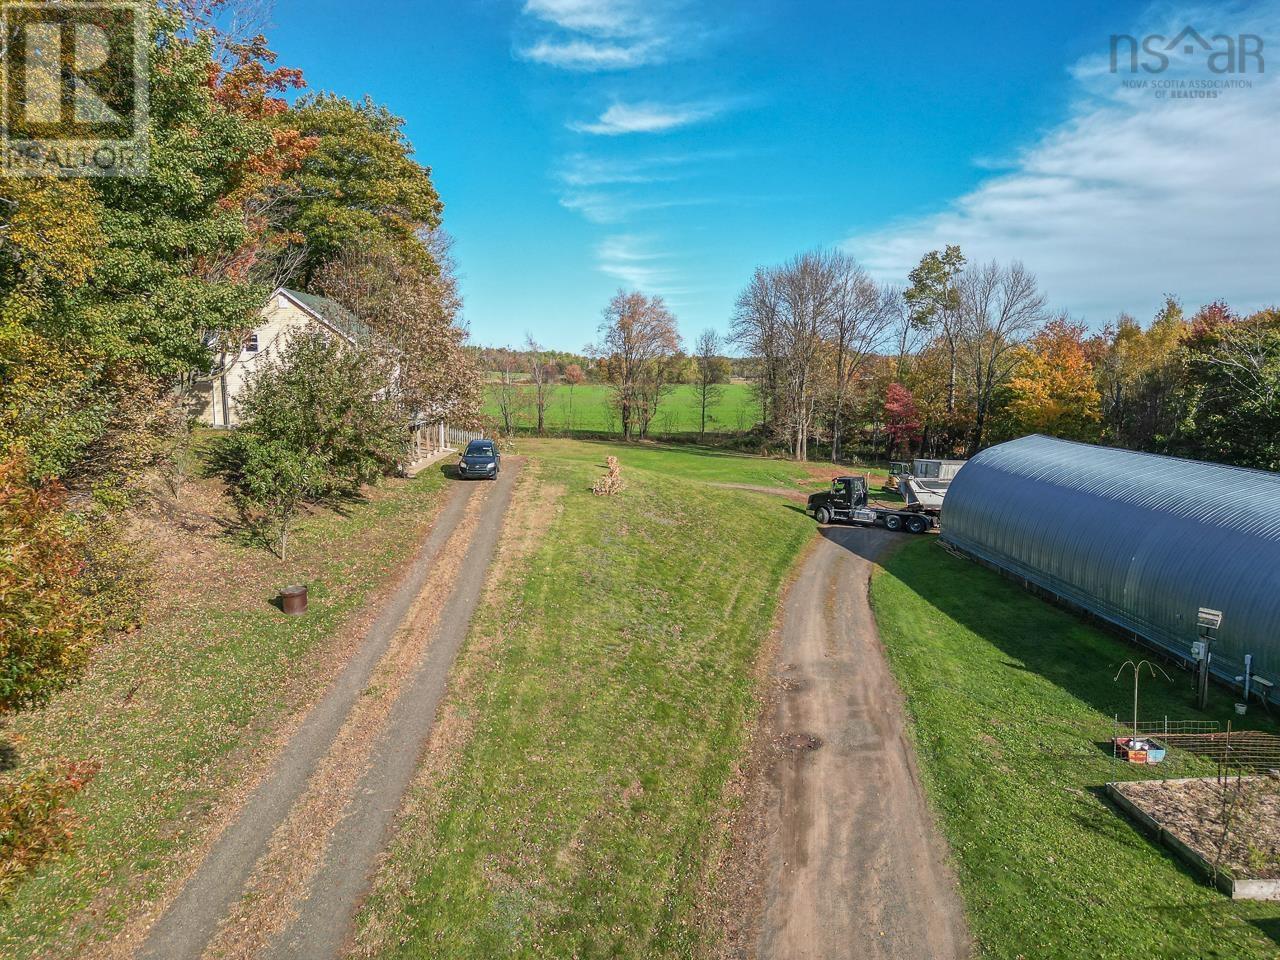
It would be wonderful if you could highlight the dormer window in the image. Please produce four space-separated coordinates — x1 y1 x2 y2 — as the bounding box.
244 333 259 353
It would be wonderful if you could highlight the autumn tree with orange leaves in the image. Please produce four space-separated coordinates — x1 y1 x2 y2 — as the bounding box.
997 319 1102 442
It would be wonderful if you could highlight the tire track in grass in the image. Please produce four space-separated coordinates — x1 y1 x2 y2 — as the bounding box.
260 464 518 958
129 472 507 960
349 459 563 958
201 486 490 960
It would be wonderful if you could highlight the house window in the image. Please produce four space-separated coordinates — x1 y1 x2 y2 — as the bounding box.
244 333 259 353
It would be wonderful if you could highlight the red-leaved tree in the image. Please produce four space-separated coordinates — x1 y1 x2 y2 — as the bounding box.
883 383 923 456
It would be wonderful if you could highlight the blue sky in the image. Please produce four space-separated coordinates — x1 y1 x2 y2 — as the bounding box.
268 0 1279 351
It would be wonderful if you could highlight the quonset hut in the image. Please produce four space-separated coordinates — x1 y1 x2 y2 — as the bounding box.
941 435 1280 702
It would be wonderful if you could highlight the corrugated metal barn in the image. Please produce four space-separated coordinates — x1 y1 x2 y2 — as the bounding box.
941 435 1280 701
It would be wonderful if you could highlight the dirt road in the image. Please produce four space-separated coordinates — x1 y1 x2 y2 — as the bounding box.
136 465 517 960
754 524 970 960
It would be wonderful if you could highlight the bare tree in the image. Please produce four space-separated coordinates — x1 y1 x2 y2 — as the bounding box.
884 286 920 381
733 251 844 460
593 290 682 441
958 260 1047 453
494 348 525 436
732 267 784 432
169 0 276 62
827 255 896 462
694 329 729 438
525 334 555 435
563 363 586 431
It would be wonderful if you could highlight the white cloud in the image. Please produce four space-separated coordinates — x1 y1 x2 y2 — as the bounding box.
521 37 660 70
522 0 645 37
558 149 743 187
555 151 747 224
560 189 713 224
558 153 681 187
845 5 1280 323
596 234 686 293
516 0 699 71
571 100 727 135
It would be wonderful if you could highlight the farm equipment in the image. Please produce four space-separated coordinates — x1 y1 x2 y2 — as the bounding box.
886 461 912 492
886 458 966 498
806 476 938 534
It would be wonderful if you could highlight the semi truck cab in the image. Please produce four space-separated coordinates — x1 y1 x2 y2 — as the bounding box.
806 476 936 534
807 477 877 525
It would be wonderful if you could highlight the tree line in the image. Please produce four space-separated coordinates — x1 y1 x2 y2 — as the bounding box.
729 245 1279 470
1 2 479 712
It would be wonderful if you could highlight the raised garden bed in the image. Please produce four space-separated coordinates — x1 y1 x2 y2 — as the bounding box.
1108 776 1280 900
1113 736 1167 764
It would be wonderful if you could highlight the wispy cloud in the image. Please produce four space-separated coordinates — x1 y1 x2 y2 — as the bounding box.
557 148 744 188
571 99 729 135
596 234 686 293
560 189 714 225
845 5 1280 322
522 0 645 36
558 153 683 187
521 37 661 70
516 0 696 71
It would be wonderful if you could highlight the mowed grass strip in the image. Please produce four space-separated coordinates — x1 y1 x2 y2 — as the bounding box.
483 382 759 435
355 440 814 959
515 437 836 490
870 538 1280 960
0 467 451 959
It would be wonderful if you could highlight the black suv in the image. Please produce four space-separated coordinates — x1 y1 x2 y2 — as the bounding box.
457 439 500 479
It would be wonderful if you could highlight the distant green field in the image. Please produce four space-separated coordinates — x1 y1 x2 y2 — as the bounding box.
482 383 758 435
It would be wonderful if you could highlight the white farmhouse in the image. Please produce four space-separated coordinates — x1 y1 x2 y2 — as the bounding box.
195 287 370 428
190 288 478 470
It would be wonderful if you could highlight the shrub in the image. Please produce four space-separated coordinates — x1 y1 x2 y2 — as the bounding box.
0 454 103 712
211 329 409 558
214 433 326 559
0 757 99 899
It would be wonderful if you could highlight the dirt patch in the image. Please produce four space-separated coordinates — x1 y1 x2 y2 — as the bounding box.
781 733 823 752
1115 777 1280 881
801 463 892 485
708 483 810 503
697 538 820 960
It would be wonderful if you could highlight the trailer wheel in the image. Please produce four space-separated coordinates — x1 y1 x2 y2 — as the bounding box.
815 506 831 525
906 515 928 535
883 514 903 532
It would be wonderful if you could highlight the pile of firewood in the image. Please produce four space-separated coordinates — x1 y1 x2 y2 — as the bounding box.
592 456 625 496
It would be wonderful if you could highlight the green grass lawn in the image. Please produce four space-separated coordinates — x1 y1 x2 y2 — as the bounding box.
870 538 1280 959
484 382 759 435
0 467 451 959
352 439 816 959
511 436 831 489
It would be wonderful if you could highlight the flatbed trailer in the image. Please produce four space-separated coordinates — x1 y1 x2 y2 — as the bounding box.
805 476 938 534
